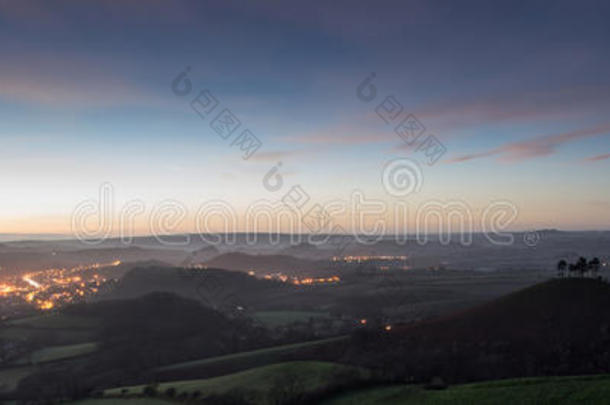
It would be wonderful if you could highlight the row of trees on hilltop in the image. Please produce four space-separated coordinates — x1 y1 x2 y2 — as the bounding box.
556 257 602 278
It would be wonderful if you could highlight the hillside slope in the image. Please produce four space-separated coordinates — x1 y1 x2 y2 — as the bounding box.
323 374 610 405
348 278 610 383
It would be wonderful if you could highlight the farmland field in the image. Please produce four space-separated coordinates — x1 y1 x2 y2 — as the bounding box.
322 374 610 404
71 399 172 404
0 366 35 393
105 361 369 403
156 335 348 373
15 341 98 365
254 310 330 327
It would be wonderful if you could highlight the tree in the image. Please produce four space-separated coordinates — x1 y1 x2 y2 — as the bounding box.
568 263 577 277
577 257 588 277
557 260 567 277
143 384 158 397
589 257 601 277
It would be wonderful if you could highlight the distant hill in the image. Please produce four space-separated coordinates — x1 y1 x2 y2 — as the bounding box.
279 241 327 259
0 245 189 275
97 265 291 312
349 278 610 383
204 252 329 277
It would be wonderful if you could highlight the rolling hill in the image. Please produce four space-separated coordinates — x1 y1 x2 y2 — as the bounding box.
348 278 610 383
323 374 610 404
105 361 370 404
96 265 288 311
204 252 329 277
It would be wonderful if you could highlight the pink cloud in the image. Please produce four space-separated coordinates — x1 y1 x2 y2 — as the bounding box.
447 124 610 164
414 85 610 133
283 123 389 145
584 153 610 162
0 52 166 108
248 150 302 162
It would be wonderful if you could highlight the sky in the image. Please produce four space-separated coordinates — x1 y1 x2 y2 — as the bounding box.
0 0 609 235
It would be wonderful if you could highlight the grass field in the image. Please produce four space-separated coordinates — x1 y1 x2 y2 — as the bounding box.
156 335 348 373
15 341 98 365
1 313 98 345
322 374 610 404
253 310 330 327
7 313 98 329
0 366 35 393
106 361 368 403
71 399 172 404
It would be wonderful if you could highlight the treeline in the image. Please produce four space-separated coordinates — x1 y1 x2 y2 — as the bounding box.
556 257 602 277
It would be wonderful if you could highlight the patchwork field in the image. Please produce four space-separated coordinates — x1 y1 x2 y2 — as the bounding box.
323 374 610 404
254 310 331 327
105 361 369 403
155 335 348 376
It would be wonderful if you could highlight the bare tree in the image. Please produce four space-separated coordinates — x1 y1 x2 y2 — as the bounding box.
557 259 567 278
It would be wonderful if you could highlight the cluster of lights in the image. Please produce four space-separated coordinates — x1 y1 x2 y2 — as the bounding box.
254 271 341 285
0 260 121 311
332 255 408 263
292 276 340 285
358 318 392 331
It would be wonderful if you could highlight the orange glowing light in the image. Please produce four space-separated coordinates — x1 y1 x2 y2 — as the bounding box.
0 284 16 294
39 301 54 310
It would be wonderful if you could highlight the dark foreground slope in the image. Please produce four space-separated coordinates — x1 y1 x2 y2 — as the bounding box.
347 278 610 383
13 292 271 400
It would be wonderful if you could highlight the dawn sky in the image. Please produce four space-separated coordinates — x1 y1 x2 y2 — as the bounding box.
1 0 609 234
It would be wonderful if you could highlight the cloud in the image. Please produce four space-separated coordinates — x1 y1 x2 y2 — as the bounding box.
283 122 389 146
248 150 302 162
584 153 610 163
0 52 166 108
0 0 192 27
414 85 610 133
447 124 610 164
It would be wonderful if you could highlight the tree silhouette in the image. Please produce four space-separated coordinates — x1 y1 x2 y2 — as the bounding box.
568 263 577 277
589 257 601 277
577 257 588 277
557 259 567 277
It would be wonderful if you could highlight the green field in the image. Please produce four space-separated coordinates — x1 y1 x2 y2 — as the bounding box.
7 313 98 329
1 313 98 345
15 341 98 365
322 374 610 404
106 361 368 403
71 399 173 404
254 310 330 327
156 335 348 373
0 366 35 393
